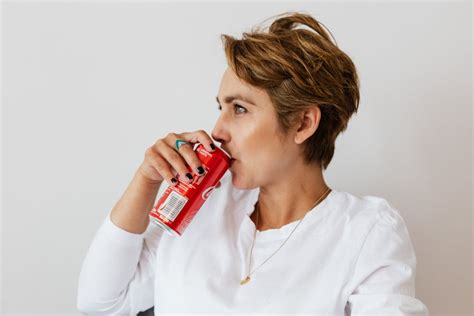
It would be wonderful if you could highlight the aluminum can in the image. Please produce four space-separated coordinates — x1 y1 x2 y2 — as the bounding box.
149 143 231 236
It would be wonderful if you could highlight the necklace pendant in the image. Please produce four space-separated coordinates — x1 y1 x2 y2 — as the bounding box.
240 276 251 285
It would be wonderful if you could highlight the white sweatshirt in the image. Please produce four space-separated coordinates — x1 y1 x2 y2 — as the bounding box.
77 171 429 315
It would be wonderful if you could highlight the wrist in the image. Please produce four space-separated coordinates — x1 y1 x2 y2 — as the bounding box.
135 168 163 188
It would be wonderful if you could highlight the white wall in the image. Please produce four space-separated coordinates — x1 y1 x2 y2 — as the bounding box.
2 2 472 315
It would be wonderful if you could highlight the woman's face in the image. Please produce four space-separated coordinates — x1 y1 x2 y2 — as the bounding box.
211 67 299 189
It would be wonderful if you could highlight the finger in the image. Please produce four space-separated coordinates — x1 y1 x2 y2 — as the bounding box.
145 147 178 186
165 131 215 177
156 140 196 184
174 141 207 177
179 130 216 152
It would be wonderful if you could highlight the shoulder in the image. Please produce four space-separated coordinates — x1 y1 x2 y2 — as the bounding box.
327 191 418 284
338 193 426 314
333 190 407 230
327 190 412 252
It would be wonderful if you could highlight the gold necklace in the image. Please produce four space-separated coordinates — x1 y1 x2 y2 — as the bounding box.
240 187 332 285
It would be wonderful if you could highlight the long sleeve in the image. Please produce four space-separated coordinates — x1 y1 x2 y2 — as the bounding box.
344 207 429 316
77 211 164 315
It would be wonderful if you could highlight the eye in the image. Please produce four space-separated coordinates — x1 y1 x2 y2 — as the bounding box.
216 104 247 114
233 104 247 114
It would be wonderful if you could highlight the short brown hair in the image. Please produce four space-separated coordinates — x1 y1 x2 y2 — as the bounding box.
220 11 360 170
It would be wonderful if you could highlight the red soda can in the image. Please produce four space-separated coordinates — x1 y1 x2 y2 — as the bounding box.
149 143 231 237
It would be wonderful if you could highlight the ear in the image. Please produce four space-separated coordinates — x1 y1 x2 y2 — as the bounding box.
294 106 321 144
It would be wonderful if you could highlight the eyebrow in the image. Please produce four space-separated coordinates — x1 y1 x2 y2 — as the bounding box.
215 94 257 106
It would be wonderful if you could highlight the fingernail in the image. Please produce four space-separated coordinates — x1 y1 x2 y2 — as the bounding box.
171 178 177 185
197 166 205 175
186 173 193 180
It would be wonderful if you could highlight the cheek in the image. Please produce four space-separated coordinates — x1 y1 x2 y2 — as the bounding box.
242 146 281 171
242 124 274 149
248 140 293 172
235 117 283 163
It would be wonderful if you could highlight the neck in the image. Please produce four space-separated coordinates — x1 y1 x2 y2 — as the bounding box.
252 162 330 232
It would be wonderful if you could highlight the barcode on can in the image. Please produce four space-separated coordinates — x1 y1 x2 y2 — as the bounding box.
158 190 189 221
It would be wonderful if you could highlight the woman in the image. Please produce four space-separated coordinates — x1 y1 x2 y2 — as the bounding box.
77 12 429 315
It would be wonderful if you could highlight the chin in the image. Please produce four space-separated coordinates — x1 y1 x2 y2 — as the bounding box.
230 173 256 190
230 173 244 189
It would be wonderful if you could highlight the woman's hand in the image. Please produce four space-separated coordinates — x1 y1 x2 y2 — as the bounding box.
138 130 217 186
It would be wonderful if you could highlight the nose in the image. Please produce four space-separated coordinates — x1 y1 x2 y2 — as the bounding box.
211 118 230 146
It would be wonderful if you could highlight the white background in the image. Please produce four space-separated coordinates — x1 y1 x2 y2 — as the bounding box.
1 1 472 315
